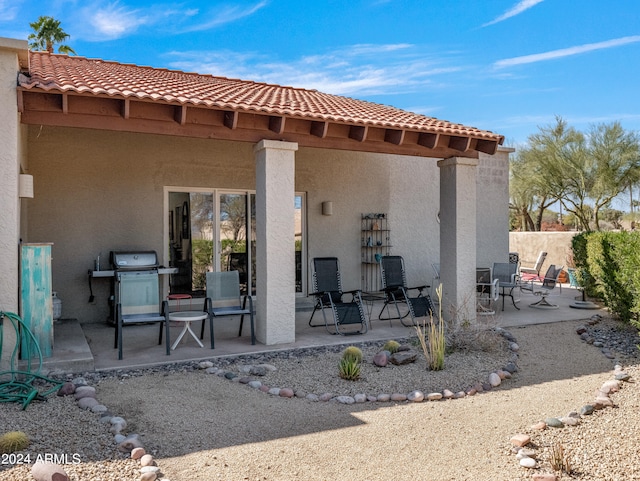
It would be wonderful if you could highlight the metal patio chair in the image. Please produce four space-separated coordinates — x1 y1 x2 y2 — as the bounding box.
378 255 435 327
201 271 255 348
520 264 563 309
520 251 547 281
114 271 170 360
476 267 499 315
492 262 521 310
309 257 368 335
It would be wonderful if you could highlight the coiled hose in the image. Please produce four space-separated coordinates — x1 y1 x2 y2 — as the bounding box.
0 311 63 410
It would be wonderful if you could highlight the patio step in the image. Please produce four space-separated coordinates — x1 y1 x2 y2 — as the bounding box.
19 318 95 375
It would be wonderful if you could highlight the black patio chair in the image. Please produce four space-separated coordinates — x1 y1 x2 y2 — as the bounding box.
309 257 368 335
378 255 435 326
308 257 343 327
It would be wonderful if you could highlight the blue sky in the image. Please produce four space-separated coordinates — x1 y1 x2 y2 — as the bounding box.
2 0 640 147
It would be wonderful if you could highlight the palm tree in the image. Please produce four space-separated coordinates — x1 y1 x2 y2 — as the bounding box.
28 16 76 55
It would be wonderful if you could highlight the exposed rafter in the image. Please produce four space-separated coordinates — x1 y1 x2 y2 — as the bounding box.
349 125 368 142
384 129 405 145
223 111 238 130
310 121 328 138
18 90 504 159
269 115 285 134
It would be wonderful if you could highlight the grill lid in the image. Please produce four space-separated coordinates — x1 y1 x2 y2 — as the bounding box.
110 251 158 270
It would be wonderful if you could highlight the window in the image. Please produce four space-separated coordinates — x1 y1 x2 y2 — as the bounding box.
165 189 305 297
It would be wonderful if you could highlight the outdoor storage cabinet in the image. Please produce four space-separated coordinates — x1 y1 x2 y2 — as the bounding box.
20 243 54 358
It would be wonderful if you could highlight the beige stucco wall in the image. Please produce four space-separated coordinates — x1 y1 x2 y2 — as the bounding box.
0 40 28 370
509 231 578 272
477 149 512 267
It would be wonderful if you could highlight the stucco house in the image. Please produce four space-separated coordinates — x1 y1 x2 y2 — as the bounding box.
0 37 511 364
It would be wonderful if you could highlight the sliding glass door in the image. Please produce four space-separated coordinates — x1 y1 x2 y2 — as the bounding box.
166 189 304 297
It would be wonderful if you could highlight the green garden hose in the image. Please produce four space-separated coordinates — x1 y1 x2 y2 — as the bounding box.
0 311 63 410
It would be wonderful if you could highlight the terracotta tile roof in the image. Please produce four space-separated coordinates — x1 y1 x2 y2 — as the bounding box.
20 52 503 142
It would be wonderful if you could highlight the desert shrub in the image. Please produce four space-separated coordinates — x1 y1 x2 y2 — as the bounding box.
382 340 400 354
341 346 363 363
0 431 29 454
571 232 598 298
338 357 361 380
415 285 446 371
585 231 637 323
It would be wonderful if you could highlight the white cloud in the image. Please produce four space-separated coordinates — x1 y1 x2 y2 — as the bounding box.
0 0 19 21
494 35 640 69
182 1 268 32
166 44 462 97
482 0 544 27
92 5 148 38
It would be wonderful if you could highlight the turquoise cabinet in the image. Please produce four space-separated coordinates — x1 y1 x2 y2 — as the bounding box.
20 243 53 358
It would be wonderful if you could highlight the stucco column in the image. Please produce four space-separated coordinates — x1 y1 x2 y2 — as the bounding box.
0 40 27 371
438 156 478 323
254 140 298 344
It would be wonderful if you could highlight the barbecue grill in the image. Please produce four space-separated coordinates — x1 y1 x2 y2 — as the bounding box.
109 250 171 359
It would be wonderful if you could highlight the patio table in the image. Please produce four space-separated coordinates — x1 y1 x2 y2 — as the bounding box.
168 311 207 349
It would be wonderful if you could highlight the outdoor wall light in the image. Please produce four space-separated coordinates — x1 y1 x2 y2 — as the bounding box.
322 201 333 216
19 174 33 198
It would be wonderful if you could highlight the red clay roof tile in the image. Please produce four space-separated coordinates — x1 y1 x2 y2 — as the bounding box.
20 52 503 142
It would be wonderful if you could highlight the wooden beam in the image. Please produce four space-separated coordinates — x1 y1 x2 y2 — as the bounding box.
448 135 471 152
175 105 187 125
269 115 286 134
475 138 499 155
17 89 24 113
122 99 130 120
223 111 238 130
349 125 368 142
62 94 68 114
384 129 405 145
310 121 329 138
417 132 439 149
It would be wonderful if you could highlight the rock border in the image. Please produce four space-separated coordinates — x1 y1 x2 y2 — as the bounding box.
196 327 521 404
506 314 637 480
47 378 165 481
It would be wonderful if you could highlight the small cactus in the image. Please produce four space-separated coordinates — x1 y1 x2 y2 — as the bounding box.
382 340 401 354
0 431 30 454
338 357 361 381
342 346 363 363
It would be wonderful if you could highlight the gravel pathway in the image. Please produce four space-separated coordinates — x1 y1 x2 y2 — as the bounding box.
0 317 638 480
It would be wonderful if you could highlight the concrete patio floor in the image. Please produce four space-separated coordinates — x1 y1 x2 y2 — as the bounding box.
37 284 605 374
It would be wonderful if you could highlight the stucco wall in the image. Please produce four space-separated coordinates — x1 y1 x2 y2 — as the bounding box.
509 231 578 273
477 149 511 267
0 41 27 370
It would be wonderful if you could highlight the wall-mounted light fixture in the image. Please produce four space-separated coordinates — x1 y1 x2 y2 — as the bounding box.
321 201 333 216
19 174 33 198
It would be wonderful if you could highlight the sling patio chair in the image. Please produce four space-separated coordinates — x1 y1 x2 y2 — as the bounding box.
308 257 368 335
520 264 563 309
201 271 255 348
476 267 499 316
114 271 170 360
378 255 435 327
520 251 547 281
492 262 521 311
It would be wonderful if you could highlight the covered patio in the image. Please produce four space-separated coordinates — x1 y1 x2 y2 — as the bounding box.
2 38 509 370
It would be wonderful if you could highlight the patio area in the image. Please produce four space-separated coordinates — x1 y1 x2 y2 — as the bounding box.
36 282 606 374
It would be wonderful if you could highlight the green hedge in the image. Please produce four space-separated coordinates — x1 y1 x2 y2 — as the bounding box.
574 231 640 324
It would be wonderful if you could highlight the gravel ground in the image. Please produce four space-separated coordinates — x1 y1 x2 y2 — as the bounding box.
0 317 638 481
